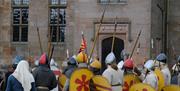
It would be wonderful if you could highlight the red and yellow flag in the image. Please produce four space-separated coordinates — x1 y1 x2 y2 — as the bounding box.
78 32 87 53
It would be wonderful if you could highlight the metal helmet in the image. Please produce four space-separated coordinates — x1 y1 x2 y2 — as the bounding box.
90 58 101 69
76 52 88 63
123 58 133 69
68 55 77 65
156 53 167 63
121 49 129 61
105 52 116 64
117 61 124 69
144 60 154 71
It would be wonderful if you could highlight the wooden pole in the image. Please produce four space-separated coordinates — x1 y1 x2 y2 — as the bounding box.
47 18 55 58
111 17 118 52
34 18 43 54
37 27 43 54
89 0 110 61
130 28 142 58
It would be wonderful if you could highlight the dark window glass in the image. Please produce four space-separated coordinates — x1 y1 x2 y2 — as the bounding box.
59 26 65 42
13 0 29 5
13 0 21 5
50 8 58 24
50 0 67 5
22 8 28 24
60 0 66 4
21 26 28 41
50 26 57 42
13 26 20 41
50 8 66 24
13 9 20 24
51 0 58 5
12 0 29 42
22 0 29 5
59 9 66 24
49 1 66 42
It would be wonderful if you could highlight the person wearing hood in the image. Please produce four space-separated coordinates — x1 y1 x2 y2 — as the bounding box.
102 52 123 91
156 53 171 86
2 56 24 91
62 55 77 91
50 58 61 91
6 60 35 91
32 53 57 91
135 60 158 91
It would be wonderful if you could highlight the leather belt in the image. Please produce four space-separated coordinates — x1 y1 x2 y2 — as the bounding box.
37 86 49 90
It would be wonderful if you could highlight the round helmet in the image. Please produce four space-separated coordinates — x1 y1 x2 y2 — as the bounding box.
90 58 101 69
120 49 129 60
117 61 124 69
105 52 116 64
76 52 88 63
144 60 154 71
123 58 133 69
68 55 77 65
156 53 167 63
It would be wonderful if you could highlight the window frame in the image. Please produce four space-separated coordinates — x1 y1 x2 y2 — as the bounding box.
98 0 127 4
11 0 29 43
49 0 66 43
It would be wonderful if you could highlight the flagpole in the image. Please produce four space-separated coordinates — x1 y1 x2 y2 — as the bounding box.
89 0 110 61
111 17 118 52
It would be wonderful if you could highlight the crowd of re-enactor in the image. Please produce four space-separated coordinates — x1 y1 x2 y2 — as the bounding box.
0 50 179 91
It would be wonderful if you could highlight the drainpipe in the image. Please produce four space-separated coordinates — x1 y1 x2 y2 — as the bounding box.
157 4 164 53
165 0 169 64
164 0 168 54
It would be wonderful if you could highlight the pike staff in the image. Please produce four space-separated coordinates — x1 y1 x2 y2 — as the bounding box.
130 28 142 58
89 0 110 61
34 17 43 54
129 27 142 85
111 17 118 52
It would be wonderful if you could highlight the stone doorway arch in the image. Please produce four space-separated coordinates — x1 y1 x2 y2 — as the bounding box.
101 37 124 73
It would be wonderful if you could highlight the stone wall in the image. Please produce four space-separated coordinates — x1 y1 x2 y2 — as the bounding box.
0 0 12 65
150 0 165 58
67 0 152 64
0 0 169 67
168 0 180 66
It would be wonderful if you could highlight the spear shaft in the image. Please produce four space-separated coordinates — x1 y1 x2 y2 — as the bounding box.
89 0 110 60
130 29 142 58
111 17 118 52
